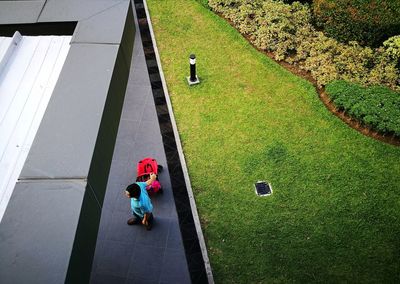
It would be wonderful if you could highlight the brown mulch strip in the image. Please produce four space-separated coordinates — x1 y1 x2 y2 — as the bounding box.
218 13 400 147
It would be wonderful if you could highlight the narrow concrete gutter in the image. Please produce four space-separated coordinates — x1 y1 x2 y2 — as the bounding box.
142 1 214 282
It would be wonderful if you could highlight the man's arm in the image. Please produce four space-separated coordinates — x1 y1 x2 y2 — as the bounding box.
146 173 157 186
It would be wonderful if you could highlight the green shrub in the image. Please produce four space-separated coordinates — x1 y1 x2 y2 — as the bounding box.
383 35 400 62
208 0 400 91
233 1 264 36
282 0 312 4
301 32 340 86
208 0 242 16
368 36 400 89
326 80 400 137
312 0 400 47
253 1 310 60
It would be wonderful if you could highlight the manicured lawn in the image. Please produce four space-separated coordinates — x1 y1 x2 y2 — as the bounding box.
146 0 400 282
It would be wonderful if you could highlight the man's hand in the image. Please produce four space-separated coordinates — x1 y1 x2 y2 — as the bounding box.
146 172 157 186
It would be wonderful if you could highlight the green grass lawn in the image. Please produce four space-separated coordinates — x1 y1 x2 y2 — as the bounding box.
146 0 400 282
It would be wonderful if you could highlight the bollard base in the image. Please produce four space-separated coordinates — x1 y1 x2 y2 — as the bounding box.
186 76 200 86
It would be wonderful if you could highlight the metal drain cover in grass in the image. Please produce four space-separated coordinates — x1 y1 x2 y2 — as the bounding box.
254 181 272 197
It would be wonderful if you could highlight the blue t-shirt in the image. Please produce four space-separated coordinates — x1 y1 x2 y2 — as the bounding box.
130 182 153 218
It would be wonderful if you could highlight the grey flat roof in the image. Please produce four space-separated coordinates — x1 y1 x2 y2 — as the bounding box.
89 17 191 281
0 180 86 283
0 1 135 283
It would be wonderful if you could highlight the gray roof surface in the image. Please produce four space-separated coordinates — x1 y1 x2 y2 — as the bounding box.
20 43 120 179
0 180 86 283
0 1 136 283
89 9 191 282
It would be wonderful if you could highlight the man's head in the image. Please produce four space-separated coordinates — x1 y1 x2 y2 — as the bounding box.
125 183 141 199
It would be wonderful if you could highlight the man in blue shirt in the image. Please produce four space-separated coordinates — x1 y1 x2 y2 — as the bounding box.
125 173 156 230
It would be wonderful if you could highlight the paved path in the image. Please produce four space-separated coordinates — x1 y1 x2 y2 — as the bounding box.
89 5 192 283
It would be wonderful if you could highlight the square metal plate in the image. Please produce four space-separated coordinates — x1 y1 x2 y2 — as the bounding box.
254 181 272 196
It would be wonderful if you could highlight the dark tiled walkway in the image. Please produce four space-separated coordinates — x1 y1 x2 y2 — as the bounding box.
89 5 191 283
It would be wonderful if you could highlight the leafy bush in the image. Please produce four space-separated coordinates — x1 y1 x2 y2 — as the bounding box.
208 0 400 91
282 0 312 3
326 80 400 137
252 1 310 60
208 0 242 17
383 35 400 66
312 0 400 47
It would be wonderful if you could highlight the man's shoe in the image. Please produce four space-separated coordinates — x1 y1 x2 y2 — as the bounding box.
127 217 140 225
